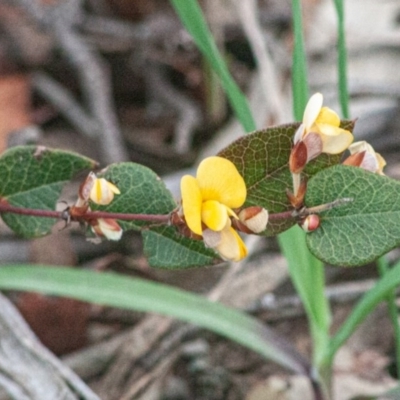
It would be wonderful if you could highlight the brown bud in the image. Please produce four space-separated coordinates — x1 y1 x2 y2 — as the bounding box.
170 209 186 226
300 214 320 233
238 206 269 234
342 151 365 167
286 179 307 209
289 141 308 174
78 172 96 202
170 209 202 240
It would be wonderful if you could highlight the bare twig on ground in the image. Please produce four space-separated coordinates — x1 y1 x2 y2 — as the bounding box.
0 292 99 400
145 61 202 154
8 0 128 164
32 72 100 138
231 0 288 125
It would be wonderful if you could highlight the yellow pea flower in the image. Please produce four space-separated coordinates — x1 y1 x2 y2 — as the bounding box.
90 175 120 205
293 93 354 163
290 93 354 193
343 140 386 175
203 224 248 262
180 156 247 261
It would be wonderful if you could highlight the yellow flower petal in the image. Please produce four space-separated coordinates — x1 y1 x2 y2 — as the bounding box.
203 226 248 261
376 153 386 175
315 107 340 127
201 200 228 231
216 226 248 261
303 93 323 130
196 156 246 208
317 125 353 154
90 178 120 205
181 175 203 235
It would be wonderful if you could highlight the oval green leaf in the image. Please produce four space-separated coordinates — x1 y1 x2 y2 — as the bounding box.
0 146 96 237
218 121 354 236
93 163 176 230
142 225 218 268
305 165 400 266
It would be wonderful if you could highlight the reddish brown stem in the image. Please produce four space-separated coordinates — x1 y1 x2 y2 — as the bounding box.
0 203 170 223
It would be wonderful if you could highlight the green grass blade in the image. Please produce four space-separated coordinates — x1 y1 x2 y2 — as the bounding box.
170 0 256 132
291 0 309 120
333 0 349 119
328 259 400 360
0 265 310 375
282 0 331 367
377 257 400 377
279 227 331 364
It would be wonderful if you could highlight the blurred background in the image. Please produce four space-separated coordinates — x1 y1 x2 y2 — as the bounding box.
0 0 400 399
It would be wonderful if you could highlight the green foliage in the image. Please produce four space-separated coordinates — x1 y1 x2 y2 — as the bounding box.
93 163 217 268
218 121 353 236
306 165 400 266
142 226 217 269
0 146 95 237
291 0 309 120
0 265 311 376
170 0 256 133
279 226 331 365
93 163 176 230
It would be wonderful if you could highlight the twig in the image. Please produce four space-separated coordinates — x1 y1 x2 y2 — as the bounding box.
0 292 99 400
82 15 149 41
0 203 170 223
9 0 129 164
52 22 128 163
230 0 288 124
248 279 379 317
146 62 202 154
32 72 100 138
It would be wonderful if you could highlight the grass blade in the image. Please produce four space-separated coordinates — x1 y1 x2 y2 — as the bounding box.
279 227 331 365
170 0 256 132
0 265 310 375
282 0 331 367
291 0 309 120
333 0 349 118
377 257 400 377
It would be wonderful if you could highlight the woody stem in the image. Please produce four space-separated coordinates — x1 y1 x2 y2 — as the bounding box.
0 203 170 223
268 198 353 221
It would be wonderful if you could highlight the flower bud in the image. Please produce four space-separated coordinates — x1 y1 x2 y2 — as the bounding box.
286 179 307 209
91 218 123 241
343 141 386 175
238 206 269 234
300 214 320 233
289 141 308 174
76 172 97 208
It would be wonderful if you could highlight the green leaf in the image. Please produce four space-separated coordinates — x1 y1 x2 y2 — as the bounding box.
279 227 331 366
218 122 354 235
94 163 176 230
305 165 400 266
142 225 217 269
0 265 311 376
95 163 219 268
170 0 256 133
0 146 95 237
291 0 309 120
